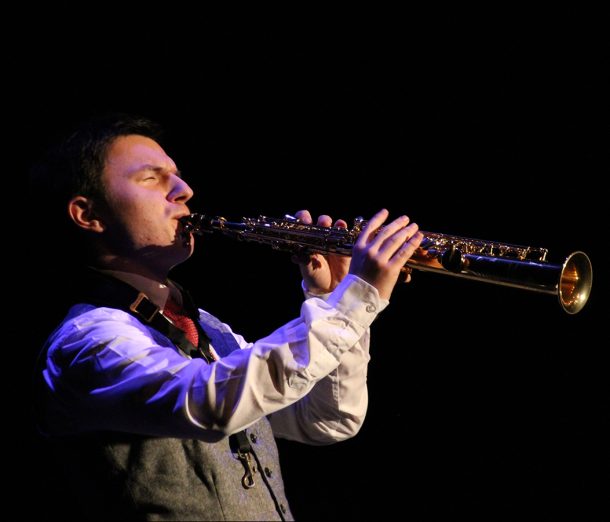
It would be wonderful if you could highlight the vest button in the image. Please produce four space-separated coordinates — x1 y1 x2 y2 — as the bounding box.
280 503 287 514
249 433 257 443
264 467 272 478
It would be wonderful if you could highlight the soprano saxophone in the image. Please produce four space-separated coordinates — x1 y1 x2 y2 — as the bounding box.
181 214 592 314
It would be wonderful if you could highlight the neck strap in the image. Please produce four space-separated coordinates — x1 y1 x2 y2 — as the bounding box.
76 269 214 362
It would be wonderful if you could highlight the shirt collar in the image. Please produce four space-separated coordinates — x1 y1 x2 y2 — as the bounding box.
94 268 181 309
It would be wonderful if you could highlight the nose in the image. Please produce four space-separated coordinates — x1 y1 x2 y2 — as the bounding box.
168 174 194 203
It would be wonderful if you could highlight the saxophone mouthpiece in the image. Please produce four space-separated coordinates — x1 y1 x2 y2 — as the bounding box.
180 213 207 235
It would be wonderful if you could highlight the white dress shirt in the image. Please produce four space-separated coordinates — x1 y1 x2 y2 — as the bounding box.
41 272 388 445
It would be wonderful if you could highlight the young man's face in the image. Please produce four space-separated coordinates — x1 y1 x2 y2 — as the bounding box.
96 134 195 274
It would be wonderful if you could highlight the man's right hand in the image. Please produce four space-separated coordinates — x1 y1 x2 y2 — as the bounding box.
348 209 423 300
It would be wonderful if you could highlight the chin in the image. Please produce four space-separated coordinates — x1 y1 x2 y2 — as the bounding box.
175 236 195 262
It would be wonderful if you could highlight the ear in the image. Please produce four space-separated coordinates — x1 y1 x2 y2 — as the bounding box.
68 196 106 233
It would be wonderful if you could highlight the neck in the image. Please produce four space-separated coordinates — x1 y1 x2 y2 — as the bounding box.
95 255 170 284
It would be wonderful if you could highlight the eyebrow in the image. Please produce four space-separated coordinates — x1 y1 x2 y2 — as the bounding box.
132 164 183 178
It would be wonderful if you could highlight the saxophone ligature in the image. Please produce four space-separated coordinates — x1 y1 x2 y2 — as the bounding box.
181 213 592 314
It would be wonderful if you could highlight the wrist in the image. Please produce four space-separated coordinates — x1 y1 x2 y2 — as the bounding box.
301 280 332 300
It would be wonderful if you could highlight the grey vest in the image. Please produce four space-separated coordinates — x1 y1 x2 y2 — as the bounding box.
45 309 294 521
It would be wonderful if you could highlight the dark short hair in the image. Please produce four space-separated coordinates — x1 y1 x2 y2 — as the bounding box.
32 113 163 204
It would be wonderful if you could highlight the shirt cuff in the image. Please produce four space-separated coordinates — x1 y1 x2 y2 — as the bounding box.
303 275 389 328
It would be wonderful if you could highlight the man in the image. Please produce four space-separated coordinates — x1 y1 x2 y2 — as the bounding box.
33 113 423 520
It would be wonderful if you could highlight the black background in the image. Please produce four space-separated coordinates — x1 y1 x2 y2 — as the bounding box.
21 10 606 521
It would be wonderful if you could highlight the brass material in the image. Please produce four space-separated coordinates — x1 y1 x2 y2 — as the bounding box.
181 214 592 314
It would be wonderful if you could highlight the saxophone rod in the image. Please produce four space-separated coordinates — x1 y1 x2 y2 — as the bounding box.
180 214 593 314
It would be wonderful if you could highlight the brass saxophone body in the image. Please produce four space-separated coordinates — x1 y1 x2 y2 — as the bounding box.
181 213 592 314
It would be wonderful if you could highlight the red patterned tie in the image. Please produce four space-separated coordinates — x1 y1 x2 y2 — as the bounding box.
163 298 200 347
